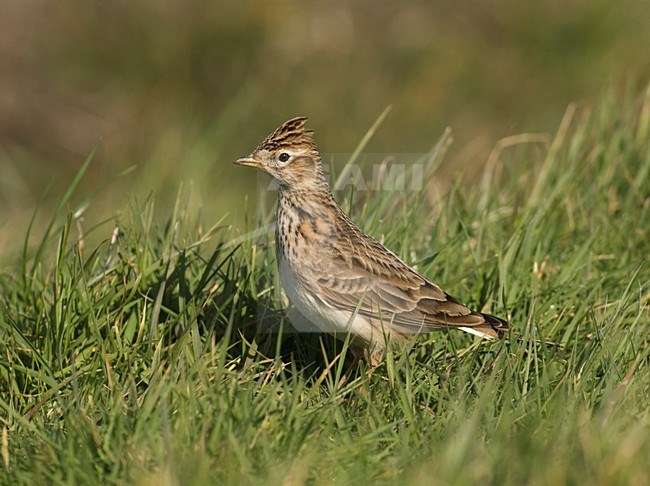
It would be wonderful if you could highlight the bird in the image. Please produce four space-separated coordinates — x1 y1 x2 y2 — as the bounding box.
235 116 508 365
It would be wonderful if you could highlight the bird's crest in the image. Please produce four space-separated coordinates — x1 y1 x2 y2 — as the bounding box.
257 116 317 152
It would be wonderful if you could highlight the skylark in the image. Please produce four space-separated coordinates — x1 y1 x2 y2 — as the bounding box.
235 117 508 364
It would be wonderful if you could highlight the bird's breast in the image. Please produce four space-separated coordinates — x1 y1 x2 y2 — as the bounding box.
276 203 350 323
276 200 336 263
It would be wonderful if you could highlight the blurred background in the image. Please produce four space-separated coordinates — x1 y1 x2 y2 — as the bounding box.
1 0 649 256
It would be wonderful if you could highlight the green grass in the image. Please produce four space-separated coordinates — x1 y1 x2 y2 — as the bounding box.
1 85 649 485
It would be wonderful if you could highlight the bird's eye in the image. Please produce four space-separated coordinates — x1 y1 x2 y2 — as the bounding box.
278 152 290 163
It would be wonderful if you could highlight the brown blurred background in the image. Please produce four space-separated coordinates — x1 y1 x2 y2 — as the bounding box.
1 0 649 256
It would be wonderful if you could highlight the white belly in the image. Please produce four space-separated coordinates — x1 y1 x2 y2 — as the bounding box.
277 258 384 349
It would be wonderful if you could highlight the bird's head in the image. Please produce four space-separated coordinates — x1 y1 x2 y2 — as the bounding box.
235 116 328 192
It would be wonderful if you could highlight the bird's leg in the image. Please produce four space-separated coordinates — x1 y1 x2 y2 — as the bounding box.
337 347 361 388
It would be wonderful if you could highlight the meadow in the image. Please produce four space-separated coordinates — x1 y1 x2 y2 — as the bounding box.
2 2 650 484
1 84 649 484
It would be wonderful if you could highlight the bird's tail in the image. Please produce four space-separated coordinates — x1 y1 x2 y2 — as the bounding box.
460 313 510 340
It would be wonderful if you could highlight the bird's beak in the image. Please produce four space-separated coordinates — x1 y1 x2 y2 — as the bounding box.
234 157 261 168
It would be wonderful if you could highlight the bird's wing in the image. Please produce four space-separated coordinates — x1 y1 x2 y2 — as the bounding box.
306 214 507 338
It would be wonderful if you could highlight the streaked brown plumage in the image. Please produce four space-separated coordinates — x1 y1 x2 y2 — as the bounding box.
235 116 508 362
